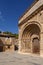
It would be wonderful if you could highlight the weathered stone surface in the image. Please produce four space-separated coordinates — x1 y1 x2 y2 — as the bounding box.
0 34 18 52
18 0 43 56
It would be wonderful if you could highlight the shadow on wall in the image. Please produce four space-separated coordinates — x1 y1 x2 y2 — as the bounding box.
0 39 4 52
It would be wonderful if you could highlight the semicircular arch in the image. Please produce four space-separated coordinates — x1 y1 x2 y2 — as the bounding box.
21 21 41 39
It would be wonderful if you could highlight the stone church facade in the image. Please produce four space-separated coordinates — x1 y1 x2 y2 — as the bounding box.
18 0 43 56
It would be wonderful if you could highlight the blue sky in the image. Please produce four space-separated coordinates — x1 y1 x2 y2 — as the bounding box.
0 0 34 34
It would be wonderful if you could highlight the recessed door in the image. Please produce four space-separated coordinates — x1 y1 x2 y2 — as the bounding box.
32 38 40 54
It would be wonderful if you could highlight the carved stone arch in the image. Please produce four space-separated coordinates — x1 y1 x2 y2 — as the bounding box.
21 21 41 53
21 21 41 38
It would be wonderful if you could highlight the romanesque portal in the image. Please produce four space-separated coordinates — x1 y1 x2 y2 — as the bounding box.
21 23 40 54
19 0 43 55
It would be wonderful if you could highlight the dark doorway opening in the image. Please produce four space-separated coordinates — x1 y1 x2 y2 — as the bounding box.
0 46 3 52
32 37 40 54
15 45 18 51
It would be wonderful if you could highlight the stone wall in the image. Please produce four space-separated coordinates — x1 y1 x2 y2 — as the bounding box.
18 0 43 56
0 36 18 52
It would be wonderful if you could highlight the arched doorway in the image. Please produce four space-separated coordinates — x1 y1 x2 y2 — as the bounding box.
21 23 40 54
32 37 40 54
0 39 4 52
